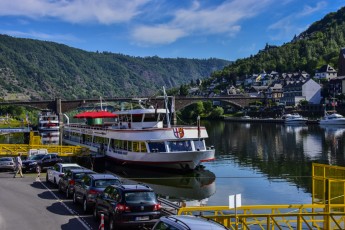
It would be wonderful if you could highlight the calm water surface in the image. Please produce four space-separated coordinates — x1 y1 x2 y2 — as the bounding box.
110 121 345 207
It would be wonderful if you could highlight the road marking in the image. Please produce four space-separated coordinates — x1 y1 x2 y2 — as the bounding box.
40 182 93 230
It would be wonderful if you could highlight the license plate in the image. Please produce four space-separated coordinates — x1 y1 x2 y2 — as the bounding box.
136 216 149 221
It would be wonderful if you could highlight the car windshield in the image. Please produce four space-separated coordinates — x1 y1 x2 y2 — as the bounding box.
28 154 45 160
74 172 93 179
94 179 120 188
125 191 156 203
62 166 82 172
0 157 12 161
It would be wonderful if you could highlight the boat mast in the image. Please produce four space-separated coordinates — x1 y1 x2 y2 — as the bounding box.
100 96 103 111
163 86 171 128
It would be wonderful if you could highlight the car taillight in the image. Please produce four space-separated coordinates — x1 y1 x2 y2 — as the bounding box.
88 189 98 195
69 180 75 185
115 204 130 212
153 204 161 211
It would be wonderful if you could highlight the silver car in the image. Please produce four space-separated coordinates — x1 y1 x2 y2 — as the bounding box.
152 215 229 230
0 157 15 171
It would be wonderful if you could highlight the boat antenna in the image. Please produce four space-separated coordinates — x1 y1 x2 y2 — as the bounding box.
163 86 171 128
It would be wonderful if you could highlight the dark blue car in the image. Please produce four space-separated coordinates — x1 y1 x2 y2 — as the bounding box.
73 173 121 213
58 168 96 198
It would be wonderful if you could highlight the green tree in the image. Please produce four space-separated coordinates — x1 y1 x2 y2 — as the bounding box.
210 106 224 118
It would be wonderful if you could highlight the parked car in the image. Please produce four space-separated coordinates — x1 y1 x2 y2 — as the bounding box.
58 168 96 198
22 153 62 173
0 157 15 171
73 173 121 213
152 215 229 230
93 184 161 230
46 163 83 185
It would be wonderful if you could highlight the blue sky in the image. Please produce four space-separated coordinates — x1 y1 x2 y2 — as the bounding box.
0 0 344 61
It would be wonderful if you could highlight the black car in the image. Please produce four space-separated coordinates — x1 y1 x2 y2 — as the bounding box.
93 184 161 230
73 173 121 213
22 153 62 173
58 168 96 198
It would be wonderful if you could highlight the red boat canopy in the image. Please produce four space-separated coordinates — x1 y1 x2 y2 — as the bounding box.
74 111 118 119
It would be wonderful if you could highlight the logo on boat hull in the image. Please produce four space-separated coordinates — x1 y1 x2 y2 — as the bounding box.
173 128 184 138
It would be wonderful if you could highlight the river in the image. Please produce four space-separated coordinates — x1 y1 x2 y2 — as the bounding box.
107 121 345 207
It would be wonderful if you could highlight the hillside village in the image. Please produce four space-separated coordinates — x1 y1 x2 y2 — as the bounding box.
189 48 345 110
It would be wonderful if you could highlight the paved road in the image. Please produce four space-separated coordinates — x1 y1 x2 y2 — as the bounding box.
0 171 99 230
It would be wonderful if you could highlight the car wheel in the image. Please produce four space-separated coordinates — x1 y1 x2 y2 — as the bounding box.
58 183 62 192
54 178 57 185
66 187 70 199
73 192 77 204
83 198 88 213
93 205 98 221
109 216 115 230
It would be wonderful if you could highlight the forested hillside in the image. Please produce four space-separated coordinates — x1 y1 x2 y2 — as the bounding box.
210 6 345 83
0 35 230 100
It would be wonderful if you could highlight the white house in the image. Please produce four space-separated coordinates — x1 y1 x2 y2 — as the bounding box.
315 64 337 80
280 78 321 106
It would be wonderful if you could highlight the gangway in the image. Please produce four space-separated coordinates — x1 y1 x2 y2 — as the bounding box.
174 163 345 230
0 131 89 157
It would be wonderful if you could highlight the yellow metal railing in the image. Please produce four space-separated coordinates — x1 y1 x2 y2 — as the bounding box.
175 164 345 230
0 144 89 157
0 132 89 157
178 204 345 229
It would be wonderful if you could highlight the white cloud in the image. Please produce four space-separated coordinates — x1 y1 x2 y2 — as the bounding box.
132 26 186 45
268 1 327 40
0 0 150 24
298 1 327 17
131 0 272 45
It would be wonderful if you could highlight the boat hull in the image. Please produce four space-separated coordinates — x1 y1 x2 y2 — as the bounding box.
319 120 345 125
105 149 215 170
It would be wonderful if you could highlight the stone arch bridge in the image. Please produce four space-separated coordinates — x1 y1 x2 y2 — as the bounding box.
0 96 260 114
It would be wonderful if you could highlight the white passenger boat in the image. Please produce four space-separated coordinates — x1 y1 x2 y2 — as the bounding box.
41 131 60 145
63 95 215 171
283 113 307 125
319 112 345 125
38 110 59 132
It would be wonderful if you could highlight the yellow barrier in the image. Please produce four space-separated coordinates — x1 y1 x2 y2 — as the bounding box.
0 144 89 157
0 132 89 157
177 204 345 229
175 164 345 230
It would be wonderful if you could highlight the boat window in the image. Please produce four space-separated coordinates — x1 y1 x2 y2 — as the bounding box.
148 142 166 152
128 141 132 151
168 140 192 152
144 113 159 122
115 139 122 149
194 139 205 151
133 142 140 152
132 114 143 122
141 142 147 152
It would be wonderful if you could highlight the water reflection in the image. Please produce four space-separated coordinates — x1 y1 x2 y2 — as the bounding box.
106 165 216 205
203 121 345 197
